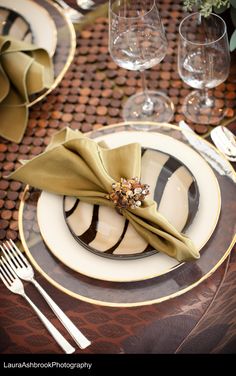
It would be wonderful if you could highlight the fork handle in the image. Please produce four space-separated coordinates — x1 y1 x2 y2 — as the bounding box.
32 279 91 349
23 293 75 354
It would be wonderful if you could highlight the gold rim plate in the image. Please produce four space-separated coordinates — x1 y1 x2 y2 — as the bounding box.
19 123 236 306
36 129 221 282
26 0 76 107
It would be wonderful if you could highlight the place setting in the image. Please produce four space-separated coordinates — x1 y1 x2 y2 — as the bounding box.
9 120 233 308
0 0 76 143
1 0 236 307
0 0 236 356
7 1 233 308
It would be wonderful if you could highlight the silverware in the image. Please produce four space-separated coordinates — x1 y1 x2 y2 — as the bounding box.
76 0 95 10
1 239 91 350
210 126 236 162
179 120 236 183
0 257 75 354
54 0 83 22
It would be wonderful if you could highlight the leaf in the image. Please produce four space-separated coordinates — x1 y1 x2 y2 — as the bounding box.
230 0 236 8
230 29 236 51
213 4 228 13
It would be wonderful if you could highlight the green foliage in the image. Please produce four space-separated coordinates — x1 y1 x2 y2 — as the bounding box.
183 0 236 50
183 0 229 16
213 4 229 13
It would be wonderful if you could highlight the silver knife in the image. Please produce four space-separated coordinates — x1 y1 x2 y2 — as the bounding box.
179 120 236 184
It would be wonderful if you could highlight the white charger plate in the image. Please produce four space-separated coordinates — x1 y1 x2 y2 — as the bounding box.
0 0 57 56
37 131 221 282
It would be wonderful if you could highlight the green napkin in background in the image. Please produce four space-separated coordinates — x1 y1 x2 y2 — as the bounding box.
0 36 54 143
9 128 200 262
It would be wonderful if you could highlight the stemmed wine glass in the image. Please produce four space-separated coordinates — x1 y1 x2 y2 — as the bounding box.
108 0 174 123
178 12 230 125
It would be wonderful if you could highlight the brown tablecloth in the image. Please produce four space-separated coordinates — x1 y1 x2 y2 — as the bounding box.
0 250 235 354
0 0 236 356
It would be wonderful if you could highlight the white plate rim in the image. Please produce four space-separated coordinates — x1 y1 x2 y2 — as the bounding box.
36 130 221 282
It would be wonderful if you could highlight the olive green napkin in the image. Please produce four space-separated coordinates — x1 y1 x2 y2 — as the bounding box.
9 128 200 262
0 36 54 143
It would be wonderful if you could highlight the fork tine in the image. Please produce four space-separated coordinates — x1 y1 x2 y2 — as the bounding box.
0 245 19 271
0 260 12 287
0 257 18 280
3 241 25 267
0 258 17 287
0 265 11 288
9 239 28 265
1 243 21 269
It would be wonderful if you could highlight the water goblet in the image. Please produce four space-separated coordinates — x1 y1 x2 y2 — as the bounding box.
178 12 231 125
108 0 174 124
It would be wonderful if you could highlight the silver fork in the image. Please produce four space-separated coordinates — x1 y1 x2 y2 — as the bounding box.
0 257 75 354
1 240 91 350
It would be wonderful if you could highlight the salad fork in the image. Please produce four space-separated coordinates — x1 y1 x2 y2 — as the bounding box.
0 257 75 354
1 239 91 350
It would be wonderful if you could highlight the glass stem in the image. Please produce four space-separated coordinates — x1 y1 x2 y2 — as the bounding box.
201 88 213 107
140 70 154 115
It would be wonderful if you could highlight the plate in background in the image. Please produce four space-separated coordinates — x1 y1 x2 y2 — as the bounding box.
0 0 57 56
0 6 33 43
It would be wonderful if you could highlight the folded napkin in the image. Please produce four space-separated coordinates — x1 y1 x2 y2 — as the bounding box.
9 128 200 262
0 36 54 143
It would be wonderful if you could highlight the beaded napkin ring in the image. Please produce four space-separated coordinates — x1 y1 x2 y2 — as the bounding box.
107 177 150 211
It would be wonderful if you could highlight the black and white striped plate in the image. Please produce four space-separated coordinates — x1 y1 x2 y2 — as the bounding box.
0 6 33 43
0 0 57 56
63 148 199 260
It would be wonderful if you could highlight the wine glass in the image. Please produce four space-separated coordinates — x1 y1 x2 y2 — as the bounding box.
178 12 231 125
108 0 174 124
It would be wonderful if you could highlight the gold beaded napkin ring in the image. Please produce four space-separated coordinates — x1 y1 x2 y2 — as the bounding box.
107 177 150 212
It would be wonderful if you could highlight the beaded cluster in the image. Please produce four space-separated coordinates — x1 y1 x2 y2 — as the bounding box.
107 177 150 210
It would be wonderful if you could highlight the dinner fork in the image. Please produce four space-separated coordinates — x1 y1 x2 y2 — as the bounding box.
0 257 75 354
1 240 91 350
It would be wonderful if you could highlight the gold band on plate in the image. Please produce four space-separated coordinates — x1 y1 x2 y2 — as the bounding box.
18 122 236 307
